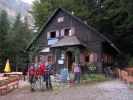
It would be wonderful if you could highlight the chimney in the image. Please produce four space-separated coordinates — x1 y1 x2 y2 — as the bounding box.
84 21 88 24
71 11 74 15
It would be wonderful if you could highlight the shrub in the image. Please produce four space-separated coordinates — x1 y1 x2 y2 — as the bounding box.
81 74 106 83
128 57 133 67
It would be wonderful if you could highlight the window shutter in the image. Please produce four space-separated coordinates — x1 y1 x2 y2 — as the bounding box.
70 27 75 36
61 29 64 37
47 32 50 39
56 30 59 37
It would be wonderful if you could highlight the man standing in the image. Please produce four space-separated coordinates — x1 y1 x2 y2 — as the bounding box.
45 61 53 90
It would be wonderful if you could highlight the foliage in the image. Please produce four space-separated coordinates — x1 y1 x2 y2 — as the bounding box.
0 10 10 64
128 56 133 67
0 11 34 72
81 74 107 83
31 0 97 29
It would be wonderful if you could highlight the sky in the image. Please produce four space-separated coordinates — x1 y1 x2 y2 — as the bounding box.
21 0 35 4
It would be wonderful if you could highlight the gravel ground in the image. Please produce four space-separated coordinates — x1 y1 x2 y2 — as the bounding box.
0 80 133 100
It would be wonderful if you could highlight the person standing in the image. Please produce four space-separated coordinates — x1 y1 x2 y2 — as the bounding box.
28 64 35 91
73 63 81 84
38 62 45 76
23 67 27 81
37 61 46 90
45 61 53 90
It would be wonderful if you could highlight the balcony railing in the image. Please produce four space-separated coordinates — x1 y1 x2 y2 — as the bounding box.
48 38 58 45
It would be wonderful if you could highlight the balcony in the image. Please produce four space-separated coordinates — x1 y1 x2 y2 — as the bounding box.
48 38 58 45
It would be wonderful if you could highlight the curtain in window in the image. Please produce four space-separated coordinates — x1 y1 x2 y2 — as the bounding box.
56 30 59 37
47 32 50 39
61 29 64 37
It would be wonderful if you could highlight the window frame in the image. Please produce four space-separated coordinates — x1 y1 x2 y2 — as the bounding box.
47 30 59 39
61 27 75 37
57 16 64 23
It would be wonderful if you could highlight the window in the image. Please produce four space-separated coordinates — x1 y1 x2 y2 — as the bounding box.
85 55 90 62
50 31 56 38
64 28 73 36
47 30 59 39
61 27 75 37
47 55 52 63
57 17 64 23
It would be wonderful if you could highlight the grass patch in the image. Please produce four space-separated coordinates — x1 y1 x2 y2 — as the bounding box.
81 74 107 84
128 84 133 89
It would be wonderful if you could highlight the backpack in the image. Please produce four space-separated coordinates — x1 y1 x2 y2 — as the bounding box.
29 67 35 76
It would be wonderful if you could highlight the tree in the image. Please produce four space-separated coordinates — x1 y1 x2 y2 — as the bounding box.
31 0 97 29
101 0 133 55
0 10 10 65
9 14 33 71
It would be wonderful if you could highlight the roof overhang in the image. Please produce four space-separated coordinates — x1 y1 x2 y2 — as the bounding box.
40 47 50 53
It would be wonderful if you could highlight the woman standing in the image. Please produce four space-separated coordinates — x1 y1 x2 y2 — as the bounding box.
73 63 81 84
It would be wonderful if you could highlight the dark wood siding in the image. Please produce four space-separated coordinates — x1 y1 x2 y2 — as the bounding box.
37 10 104 53
37 10 76 49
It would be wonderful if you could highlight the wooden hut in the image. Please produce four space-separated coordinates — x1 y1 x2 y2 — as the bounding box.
26 8 122 73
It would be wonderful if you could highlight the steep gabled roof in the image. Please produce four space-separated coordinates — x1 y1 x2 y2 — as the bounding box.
26 8 121 54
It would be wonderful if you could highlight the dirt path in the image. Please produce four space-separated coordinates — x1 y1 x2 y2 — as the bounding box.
0 80 133 100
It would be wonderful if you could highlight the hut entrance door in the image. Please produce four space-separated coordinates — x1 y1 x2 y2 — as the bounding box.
66 51 74 72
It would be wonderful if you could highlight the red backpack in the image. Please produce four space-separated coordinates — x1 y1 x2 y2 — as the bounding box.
38 63 46 75
29 66 35 76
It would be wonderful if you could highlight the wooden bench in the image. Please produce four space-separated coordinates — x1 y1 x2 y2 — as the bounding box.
117 68 133 84
0 77 19 95
125 68 133 84
121 70 128 82
0 84 8 95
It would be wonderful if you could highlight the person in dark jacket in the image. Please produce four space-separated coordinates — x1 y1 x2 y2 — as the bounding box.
23 67 27 81
45 61 53 90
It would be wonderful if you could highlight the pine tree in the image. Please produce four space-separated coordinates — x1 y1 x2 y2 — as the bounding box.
0 10 10 64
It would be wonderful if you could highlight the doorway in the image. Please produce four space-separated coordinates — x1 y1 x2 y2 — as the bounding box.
66 51 75 71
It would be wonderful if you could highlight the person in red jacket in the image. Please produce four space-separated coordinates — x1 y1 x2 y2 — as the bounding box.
37 61 46 83
28 64 35 91
38 62 46 76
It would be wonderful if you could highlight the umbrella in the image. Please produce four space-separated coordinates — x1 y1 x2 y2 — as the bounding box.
4 59 11 73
